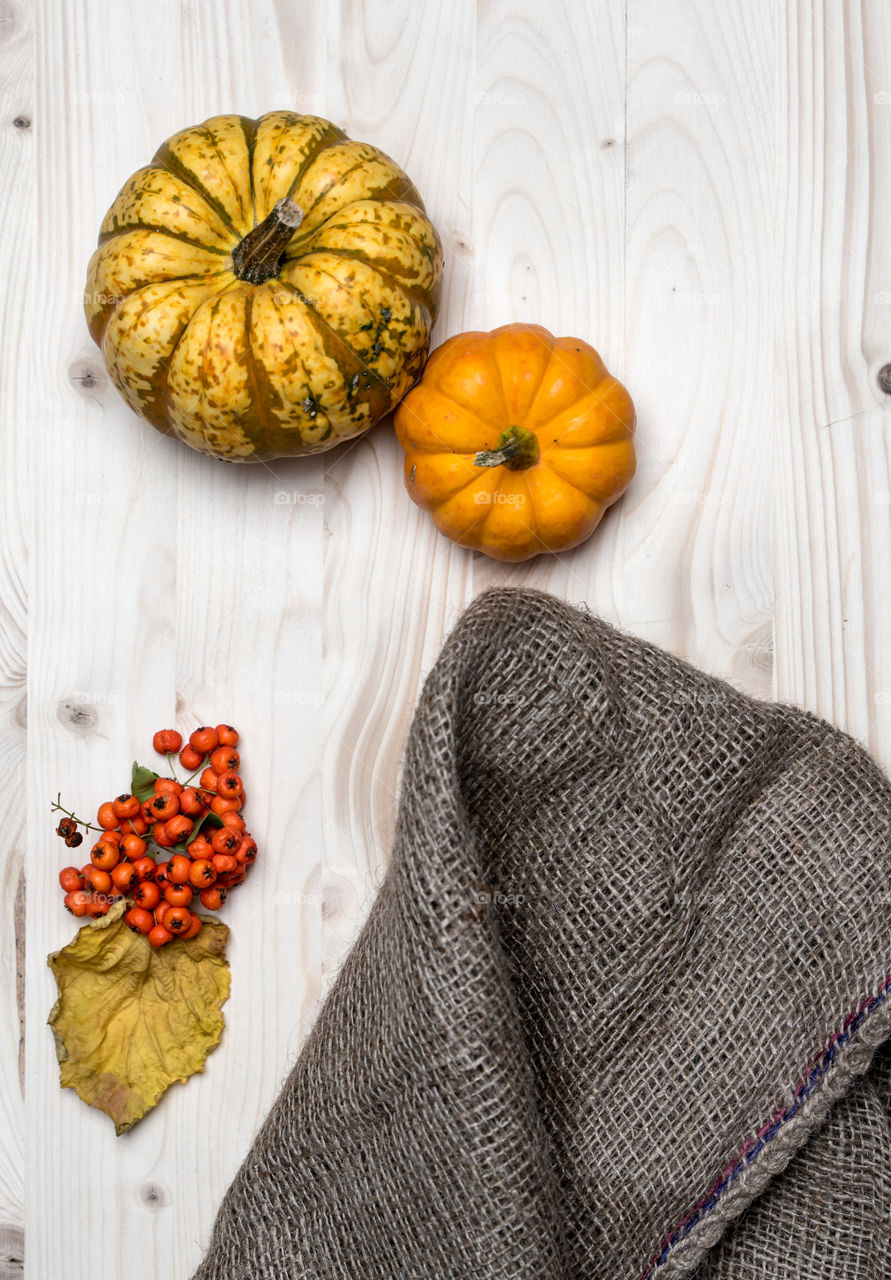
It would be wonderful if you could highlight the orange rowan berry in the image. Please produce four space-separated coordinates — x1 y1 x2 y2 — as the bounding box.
97 801 119 830
188 859 216 888
199 885 227 911
58 866 83 893
210 747 240 775
166 854 192 885
121 833 147 860
133 880 161 911
179 745 204 771
164 882 193 908
189 727 219 754
90 841 119 872
125 906 154 935
164 814 194 843
112 793 140 820
165 905 192 934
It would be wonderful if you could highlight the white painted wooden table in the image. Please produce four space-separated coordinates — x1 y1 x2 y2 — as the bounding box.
2 2 890 1275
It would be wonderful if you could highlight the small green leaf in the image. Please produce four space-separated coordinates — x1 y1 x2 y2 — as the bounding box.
196 810 224 833
131 760 160 802
184 810 210 847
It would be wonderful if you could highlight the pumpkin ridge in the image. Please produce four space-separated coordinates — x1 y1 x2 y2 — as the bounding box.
294 152 422 228
273 276 392 405
534 453 608 505
302 197 442 271
295 151 380 222
306 196 437 234
96 273 232 394
522 348 612 432
280 125 350 208
295 243 439 312
483 326 556 426
395 387 502 453
97 225 231 256
241 287 288 452
284 258 399 365
257 279 388 452
430 344 511 425
97 165 237 251
533 380 636 454
182 291 228 454
435 471 500 530
249 115 348 222
264 288 345 449
237 115 259 230
189 123 254 235
503 470 545 554
152 149 243 242
504 332 565 429
105 272 231 344
526 465 601 551
289 289 384 399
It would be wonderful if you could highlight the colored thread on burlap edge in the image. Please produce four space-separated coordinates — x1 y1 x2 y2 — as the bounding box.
640 971 891 1278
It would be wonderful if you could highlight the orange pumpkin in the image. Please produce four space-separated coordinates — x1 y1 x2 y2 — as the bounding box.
393 324 636 561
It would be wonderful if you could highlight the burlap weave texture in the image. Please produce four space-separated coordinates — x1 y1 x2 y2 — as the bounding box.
192 586 891 1279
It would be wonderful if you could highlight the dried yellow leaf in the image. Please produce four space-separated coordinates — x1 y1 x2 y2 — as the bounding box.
47 907 230 1134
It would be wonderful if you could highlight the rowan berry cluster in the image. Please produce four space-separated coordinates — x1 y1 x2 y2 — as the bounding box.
54 724 256 947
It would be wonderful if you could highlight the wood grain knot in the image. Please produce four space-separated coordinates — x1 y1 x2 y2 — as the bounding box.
0 0 18 43
138 1182 171 1211
57 701 98 733
12 116 29 130
0 1225 24 1277
68 361 106 392
730 622 774 698
321 883 344 921
877 363 891 395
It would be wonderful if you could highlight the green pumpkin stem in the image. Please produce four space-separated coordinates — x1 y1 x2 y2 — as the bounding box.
473 424 540 471
231 197 303 285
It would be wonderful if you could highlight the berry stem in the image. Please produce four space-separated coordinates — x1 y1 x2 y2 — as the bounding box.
51 794 104 834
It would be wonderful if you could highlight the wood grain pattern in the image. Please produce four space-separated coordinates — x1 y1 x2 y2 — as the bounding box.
470 0 628 607
0 0 31 1266
618 0 776 689
27 2 323 1276
1 1 887 1276
775 0 891 771
321 0 478 984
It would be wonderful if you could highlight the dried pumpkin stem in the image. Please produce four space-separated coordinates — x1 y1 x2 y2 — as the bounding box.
231 197 304 285
473 424 540 471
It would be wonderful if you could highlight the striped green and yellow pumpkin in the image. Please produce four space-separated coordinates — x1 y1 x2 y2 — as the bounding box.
84 111 443 461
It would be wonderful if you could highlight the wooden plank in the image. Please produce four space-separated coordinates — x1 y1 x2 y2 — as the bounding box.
468 0 628 608
0 0 32 1267
319 0 478 984
26 2 324 1277
775 0 891 771
615 0 776 692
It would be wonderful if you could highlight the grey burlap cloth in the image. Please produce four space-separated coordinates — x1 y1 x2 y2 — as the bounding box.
192 586 891 1279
